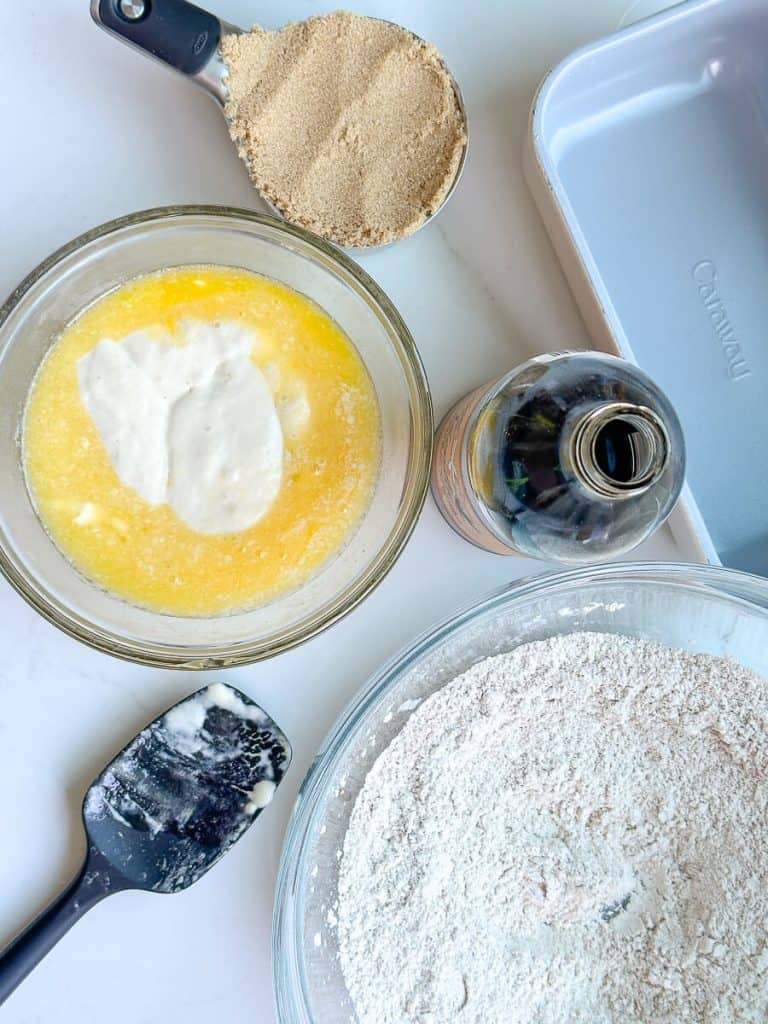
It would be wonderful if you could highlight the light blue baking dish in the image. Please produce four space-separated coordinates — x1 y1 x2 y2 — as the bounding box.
526 0 767 574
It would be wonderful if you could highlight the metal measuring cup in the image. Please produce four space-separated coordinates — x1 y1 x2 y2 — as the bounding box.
91 0 468 247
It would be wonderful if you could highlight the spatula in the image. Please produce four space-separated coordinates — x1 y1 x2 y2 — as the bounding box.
0 682 291 1005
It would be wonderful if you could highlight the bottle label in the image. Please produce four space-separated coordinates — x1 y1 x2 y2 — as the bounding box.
432 384 516 556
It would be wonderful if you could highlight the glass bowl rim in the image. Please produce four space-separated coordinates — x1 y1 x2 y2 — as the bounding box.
0 204 433 668
272 559 768 1023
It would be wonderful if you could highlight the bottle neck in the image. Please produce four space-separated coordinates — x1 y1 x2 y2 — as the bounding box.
567 401 670 500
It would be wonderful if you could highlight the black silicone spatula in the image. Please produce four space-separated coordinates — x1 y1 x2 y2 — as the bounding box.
0 683 291 1005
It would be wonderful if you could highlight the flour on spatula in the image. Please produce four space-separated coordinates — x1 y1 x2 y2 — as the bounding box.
337 632 768 1023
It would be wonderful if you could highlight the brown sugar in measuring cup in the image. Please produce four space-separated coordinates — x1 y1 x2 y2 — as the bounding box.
90 2 468 247
221 13 467 247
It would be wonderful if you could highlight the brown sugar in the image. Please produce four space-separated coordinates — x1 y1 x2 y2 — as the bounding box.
221 12 466 247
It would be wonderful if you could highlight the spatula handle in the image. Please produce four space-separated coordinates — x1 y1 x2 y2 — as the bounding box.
0 854 115 1006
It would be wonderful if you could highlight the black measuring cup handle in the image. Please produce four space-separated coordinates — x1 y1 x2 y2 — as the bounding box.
0 851 122 1006
92 0 222 76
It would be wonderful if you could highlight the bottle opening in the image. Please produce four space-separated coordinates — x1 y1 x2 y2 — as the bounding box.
571 403 669 499
593 415 658 485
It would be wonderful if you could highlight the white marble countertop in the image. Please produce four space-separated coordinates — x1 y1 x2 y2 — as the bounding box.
0 0 679 1020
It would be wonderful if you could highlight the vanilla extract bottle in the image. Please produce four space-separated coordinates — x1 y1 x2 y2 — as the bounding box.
432 352 685 563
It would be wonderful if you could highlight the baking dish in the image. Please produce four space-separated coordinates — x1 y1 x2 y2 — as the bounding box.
526 0 767 574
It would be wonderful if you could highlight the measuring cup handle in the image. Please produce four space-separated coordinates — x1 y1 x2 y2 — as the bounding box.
91 0 221 76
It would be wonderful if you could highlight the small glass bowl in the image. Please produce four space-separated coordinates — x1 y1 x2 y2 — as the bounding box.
0 206 432 668
273 562 768 1023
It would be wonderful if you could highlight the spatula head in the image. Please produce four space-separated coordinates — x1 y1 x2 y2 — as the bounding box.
82 684 291 893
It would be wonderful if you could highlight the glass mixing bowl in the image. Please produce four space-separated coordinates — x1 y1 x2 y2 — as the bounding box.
0 206 432 667
273 561 768 1023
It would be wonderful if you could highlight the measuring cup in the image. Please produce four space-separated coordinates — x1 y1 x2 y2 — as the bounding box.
91 0 468 246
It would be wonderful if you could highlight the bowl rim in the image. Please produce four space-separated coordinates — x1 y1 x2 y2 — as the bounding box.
0 204 433 668
272 559 768 1023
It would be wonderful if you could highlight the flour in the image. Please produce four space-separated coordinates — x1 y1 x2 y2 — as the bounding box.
337 633 768 1023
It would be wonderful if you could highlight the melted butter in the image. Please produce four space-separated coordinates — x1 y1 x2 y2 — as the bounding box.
23 266 381 616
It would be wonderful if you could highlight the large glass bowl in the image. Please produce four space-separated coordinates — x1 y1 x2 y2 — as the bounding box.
273 561 768 1023
0 206 432 667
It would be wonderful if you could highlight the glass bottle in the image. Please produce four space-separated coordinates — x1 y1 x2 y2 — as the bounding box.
431 352 685 563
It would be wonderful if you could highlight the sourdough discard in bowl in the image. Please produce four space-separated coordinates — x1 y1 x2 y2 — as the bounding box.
0 206 432 667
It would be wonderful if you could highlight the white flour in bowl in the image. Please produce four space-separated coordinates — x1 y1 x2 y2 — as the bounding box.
337 632 768 1023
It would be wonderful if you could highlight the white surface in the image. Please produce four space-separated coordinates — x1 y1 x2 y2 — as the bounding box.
0 1 680 1021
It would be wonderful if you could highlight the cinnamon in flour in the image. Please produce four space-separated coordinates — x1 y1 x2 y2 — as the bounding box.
221 12 466 247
